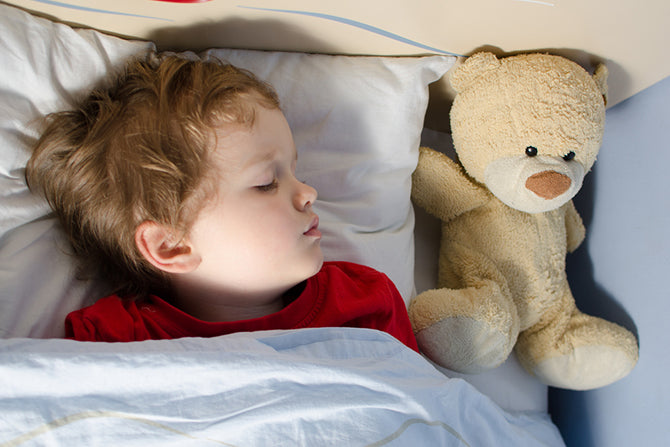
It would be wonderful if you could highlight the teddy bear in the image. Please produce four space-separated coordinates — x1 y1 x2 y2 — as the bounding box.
409 52 639 390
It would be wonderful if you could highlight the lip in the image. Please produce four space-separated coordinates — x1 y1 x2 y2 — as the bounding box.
303 215 322 238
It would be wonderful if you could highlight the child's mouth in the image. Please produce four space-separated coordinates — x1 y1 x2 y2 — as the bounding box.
303 216 321 238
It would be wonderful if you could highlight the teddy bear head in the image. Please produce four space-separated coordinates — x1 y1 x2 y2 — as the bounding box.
449 52 608 213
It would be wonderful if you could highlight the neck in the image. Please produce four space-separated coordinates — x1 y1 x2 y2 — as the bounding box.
168 277 291 323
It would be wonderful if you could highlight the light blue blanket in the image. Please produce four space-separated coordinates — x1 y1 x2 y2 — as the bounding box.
0 328 564 446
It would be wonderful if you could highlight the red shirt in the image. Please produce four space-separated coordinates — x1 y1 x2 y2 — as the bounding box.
65 261 418 351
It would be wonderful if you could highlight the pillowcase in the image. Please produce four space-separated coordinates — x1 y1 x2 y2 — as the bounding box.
0 3 454 338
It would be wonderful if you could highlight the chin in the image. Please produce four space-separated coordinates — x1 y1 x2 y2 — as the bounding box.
305 252 324 278
302 255 323 278
289 247 324 283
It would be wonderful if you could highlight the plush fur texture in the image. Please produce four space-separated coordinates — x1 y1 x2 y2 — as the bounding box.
410 52 638 390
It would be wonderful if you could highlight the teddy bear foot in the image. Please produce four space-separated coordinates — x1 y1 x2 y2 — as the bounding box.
532 344 637 390
409 287 519 373
416 316 514 374
517 315 639 390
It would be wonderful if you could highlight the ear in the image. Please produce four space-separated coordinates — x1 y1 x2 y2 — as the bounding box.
450 52 501 93
593 63 609 106
135 221 201 274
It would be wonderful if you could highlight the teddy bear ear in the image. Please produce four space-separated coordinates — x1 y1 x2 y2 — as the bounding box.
450 52 501 93
593 63 609 106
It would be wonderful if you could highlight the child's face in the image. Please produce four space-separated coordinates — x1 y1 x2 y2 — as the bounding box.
185 105 323 302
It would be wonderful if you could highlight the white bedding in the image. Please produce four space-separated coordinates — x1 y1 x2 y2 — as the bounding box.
0 328 564 447
0 3 560 441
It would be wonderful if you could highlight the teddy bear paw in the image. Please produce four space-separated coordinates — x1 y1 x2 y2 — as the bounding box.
416 316 515 374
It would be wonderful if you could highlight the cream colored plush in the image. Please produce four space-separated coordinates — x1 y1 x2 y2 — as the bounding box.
410 52 638 390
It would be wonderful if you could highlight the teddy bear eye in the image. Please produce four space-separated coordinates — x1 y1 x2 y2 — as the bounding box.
563 151 576 161
525 146 538 157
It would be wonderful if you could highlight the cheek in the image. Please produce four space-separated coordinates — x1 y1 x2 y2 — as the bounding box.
233 201 297 247
195 193 301 263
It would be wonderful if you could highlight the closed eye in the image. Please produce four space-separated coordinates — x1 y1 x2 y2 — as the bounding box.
256 179 279 192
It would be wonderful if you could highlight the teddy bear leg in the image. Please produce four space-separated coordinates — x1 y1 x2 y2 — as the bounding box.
409 247 519 374
515 285 639 390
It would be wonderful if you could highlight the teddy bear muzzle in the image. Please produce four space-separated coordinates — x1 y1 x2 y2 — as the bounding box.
525 170 572 199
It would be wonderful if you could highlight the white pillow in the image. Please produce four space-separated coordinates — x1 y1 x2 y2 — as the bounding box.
0 3 454 338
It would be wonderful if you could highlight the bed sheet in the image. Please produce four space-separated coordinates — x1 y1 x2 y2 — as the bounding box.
0 327 564 447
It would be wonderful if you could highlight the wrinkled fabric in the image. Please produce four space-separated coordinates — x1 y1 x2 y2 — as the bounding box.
0 328 564 446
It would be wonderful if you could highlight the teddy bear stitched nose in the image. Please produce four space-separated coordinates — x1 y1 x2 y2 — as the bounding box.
525 170 571 199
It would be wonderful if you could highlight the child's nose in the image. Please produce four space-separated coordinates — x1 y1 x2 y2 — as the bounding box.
295 180 318 210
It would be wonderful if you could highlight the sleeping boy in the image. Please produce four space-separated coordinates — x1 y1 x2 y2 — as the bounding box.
25 52 418 350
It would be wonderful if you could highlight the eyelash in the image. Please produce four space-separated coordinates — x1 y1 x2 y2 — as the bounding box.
256 179 279 192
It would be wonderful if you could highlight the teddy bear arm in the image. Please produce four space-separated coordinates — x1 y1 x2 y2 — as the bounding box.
565 200 586 252
412 147 489 221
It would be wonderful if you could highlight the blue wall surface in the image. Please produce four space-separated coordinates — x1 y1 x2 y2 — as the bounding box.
550 75 670 446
